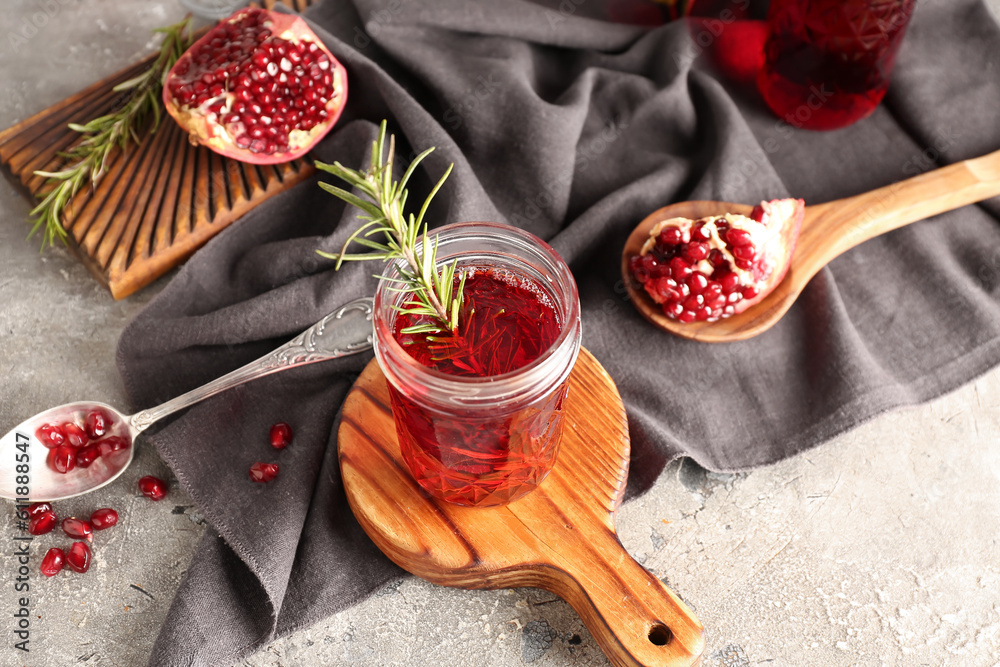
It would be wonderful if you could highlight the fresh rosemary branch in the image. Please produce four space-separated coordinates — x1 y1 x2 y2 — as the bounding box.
315 121 461 336
28 17 194 248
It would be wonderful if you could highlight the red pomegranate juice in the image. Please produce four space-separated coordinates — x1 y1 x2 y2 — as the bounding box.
388 267 566 506
757 0 916 130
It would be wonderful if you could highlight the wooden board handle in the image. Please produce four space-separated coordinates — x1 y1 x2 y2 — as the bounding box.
540 525 703 666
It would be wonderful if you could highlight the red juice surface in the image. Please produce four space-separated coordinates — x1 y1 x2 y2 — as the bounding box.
757 0 915 130
388 267 567 506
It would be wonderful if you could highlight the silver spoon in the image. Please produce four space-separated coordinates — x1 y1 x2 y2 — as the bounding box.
0 297 375 502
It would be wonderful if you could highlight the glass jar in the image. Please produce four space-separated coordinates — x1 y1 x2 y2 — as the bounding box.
372 222 582 507
757 0 917 130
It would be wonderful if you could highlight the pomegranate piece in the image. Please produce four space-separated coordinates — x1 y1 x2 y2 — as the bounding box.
40 548 66 577
26 502 52 517
61 422 89 448
629 198 804 322
84 409 113 439
76 444 102 469
28 511 57 536
249 462 279 483
47 445 77 474
90 508 119 530
36 423 66 448
269 422 293 450
62 517 94 543
66 542 91 574
138 476 168 501
163 6 348 165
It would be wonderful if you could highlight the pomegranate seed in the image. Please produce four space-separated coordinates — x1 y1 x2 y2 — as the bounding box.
28 511 57 535
682 241 710 263
76 444 101 468
84 409 113 439
36 423 66 448
96 435 130 458
62 517 94 543
682 294 704 311
725 228 752 246
26 502 52 517
742 285 759 299
687 273 709 294
669 257 692 281
66 542 91 573
249 462 279 483
717 271 740 293
138 476 168 501
90 508 119 530
732 245 756 261
47 445 77 474
678 310 696 323
40 548 65 577
270 422 293 449
62 423 88 448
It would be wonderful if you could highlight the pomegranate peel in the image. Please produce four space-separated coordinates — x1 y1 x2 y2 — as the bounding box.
163 7 348 165
629 198 804 322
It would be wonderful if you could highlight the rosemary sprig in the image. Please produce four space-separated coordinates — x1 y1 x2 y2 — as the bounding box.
28 17 194 248
315 121 461 335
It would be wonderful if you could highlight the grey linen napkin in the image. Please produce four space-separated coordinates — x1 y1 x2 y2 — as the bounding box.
115 0 1000 664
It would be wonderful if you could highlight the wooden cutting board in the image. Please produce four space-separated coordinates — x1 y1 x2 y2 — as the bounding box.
338 349 705 667
0 0 316 299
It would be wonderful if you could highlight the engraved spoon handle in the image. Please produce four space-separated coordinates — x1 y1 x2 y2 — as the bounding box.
129 297 375 433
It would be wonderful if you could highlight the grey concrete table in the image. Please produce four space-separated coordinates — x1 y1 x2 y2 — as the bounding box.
1 2 998 666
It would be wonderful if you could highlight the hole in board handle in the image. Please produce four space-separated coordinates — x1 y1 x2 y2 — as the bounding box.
648 623 672 646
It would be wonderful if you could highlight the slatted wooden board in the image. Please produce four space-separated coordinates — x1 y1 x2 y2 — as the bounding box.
0 0 318 299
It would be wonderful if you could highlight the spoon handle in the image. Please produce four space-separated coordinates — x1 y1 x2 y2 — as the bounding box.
129 297 375 433
792 149 1000 289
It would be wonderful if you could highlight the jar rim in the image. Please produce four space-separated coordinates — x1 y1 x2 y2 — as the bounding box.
373 221 582 408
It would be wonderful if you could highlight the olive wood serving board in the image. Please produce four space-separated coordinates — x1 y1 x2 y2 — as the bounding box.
0 0 316 299
338 349 705 667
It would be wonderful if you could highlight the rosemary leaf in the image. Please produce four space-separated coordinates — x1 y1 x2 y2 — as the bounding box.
315 121 461 335
27 16 193 249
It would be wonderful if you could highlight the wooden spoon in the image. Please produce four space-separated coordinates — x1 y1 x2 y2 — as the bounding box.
339 349 705 667
622 149 1000 343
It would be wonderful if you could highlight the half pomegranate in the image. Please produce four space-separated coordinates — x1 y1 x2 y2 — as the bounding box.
629 198 804 323
163 7 348 164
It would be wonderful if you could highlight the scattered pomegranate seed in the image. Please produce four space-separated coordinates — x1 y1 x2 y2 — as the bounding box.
269 422 293 449
138 476 168 501
66 542 92 573
84 409 113 439
75 444 102 469
249 462 279 483
90 508 119 530
26 502 52 517
35 423 66 448
47 445 77 474
62 422 89 448
40 548 65 577
62 517 94 543
28 511 57 536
